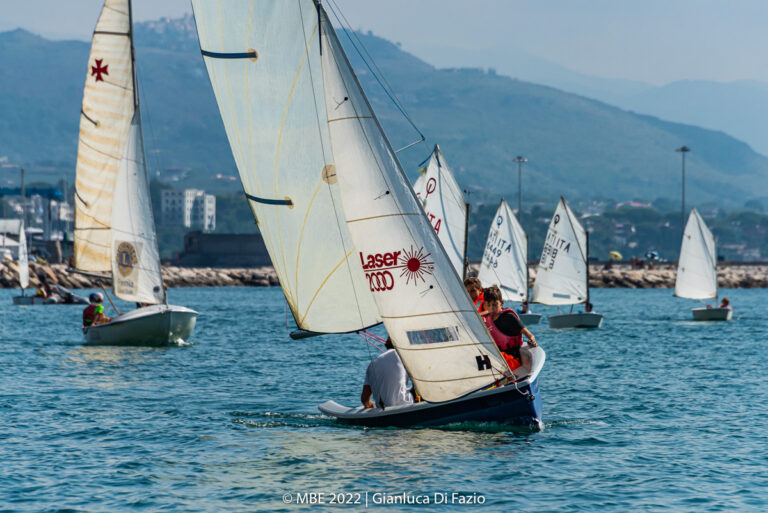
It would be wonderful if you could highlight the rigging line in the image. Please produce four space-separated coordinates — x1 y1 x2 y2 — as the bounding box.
325 0 427 152
300 0 369 329
321 11 506 383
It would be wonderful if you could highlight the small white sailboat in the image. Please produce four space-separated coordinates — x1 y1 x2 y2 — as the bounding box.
412 145 469 277
675 208 731 321
73 0 197 345
532 197 602 329
477 199 541 324
11 220 39 305
192 0 545 428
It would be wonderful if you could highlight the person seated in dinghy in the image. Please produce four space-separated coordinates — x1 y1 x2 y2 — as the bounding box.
481 286 537 376
83 293 111 327
361 337 414 410
706 298 732 310
579 302 594 314
464 276 485 313
517 301 530 315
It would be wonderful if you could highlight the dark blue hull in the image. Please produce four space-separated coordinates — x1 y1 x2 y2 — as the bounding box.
331 379 542 430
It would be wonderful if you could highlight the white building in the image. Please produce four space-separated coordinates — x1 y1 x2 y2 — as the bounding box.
161 189 216 232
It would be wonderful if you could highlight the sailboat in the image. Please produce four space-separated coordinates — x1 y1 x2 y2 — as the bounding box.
412 145 469 277
191 0 545 429
11 220 38 305
73 0 197 345
675 208 730 321
477 199 541 324
532 197 603 329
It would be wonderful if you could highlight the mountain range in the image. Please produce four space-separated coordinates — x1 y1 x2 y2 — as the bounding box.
0 15 766 209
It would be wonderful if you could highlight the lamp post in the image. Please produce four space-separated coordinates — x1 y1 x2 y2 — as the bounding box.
676 146 690 236
514 156 527 216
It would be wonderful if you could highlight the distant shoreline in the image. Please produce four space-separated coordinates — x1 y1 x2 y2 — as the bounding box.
1 262 767 289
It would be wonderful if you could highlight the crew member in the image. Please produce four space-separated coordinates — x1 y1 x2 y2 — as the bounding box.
83 293 110 327
707 297 732 310
464 276 485 313
361 338 414 409
482 286 537 375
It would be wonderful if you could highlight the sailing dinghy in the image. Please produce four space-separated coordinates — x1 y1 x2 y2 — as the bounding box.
478 199 541 324
412 145 469 277
675 208 731 321
192 0 545 429
11 220 39 305
73 0 197 345
532 197 603 329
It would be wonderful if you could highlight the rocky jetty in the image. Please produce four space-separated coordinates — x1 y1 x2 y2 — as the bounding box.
1 262 766 289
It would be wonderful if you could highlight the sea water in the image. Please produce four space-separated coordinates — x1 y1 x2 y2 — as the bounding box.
1 287 766 512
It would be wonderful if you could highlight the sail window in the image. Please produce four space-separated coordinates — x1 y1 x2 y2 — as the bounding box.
407 326 460 345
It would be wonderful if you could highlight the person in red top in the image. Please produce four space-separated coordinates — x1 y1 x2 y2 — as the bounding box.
83 293 111 327
464 276 485 313
481 286 537 375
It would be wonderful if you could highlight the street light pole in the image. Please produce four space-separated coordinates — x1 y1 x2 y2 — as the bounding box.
514 156 527 216
676 146 690 236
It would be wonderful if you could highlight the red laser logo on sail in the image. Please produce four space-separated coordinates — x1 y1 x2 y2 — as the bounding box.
91 59 109 82
359 246 435 291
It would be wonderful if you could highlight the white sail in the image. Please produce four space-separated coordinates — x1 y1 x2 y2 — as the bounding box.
675 208 717 299
74 0 135 272
319 9 508 402
417 145 467 276
110 112 165 305
191 0 379 334
532 197 588 306
18 220 28 290
412 171 427 207
478 200 527 302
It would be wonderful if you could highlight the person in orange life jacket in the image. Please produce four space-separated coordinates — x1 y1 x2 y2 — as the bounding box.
481 286 537 375
361 337 414 409
464 276 485 313
83 292 111 327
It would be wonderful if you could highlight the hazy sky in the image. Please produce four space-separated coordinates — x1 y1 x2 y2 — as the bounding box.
2 0 768 85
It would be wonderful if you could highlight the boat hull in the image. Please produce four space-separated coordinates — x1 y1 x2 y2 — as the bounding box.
519 313 542 325
320 379 542 429
13 296 48 305
548 312 603 329
692 307 732 321
83 304 198 346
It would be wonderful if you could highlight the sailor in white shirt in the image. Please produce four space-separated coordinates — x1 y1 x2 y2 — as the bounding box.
361 338 414 409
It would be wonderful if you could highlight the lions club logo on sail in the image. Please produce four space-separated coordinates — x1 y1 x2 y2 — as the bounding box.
359 246 435 292
116 241 138 277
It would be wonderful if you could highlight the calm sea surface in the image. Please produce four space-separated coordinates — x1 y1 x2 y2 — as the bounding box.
1 287 766 512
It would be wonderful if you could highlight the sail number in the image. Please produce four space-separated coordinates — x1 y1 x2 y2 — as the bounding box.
540 232 571 270
482 230 511 269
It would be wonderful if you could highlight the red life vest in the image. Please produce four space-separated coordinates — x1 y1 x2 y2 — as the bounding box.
483 308 524 371
83 304 98 326
474 292 485 313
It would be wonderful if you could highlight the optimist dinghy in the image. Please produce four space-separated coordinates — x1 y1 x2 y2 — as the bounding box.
532 197 603 329
675 209 731 321
73 0 197 345
477 199 541 325
192 0 545 429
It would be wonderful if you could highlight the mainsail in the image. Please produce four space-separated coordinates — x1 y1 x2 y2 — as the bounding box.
318 7 509 402
675 208 717 299
415 145 467 277
191 0 379 334
18 220 28 290
478 199 527 302
531 197 588 305
74 0 135 272
110 112 165 304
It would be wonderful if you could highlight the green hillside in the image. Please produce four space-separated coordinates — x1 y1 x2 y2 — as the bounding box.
0 17 766 208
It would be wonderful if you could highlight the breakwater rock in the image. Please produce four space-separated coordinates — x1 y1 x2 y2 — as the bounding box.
0 263 279 289
1 262 767 289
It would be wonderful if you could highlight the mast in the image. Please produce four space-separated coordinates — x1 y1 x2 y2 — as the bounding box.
462 200 470 279
586 230 590 307
525 233 530 303
128 0 138 108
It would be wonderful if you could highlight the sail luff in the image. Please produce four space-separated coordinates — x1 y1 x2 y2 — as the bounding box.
318 7 509 402
190 0 381 334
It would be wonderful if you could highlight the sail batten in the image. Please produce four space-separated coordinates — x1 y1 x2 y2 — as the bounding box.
478 200 528 303
318 8 508 402
532 197 588 306
191 0 380 334
675 208 717 299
